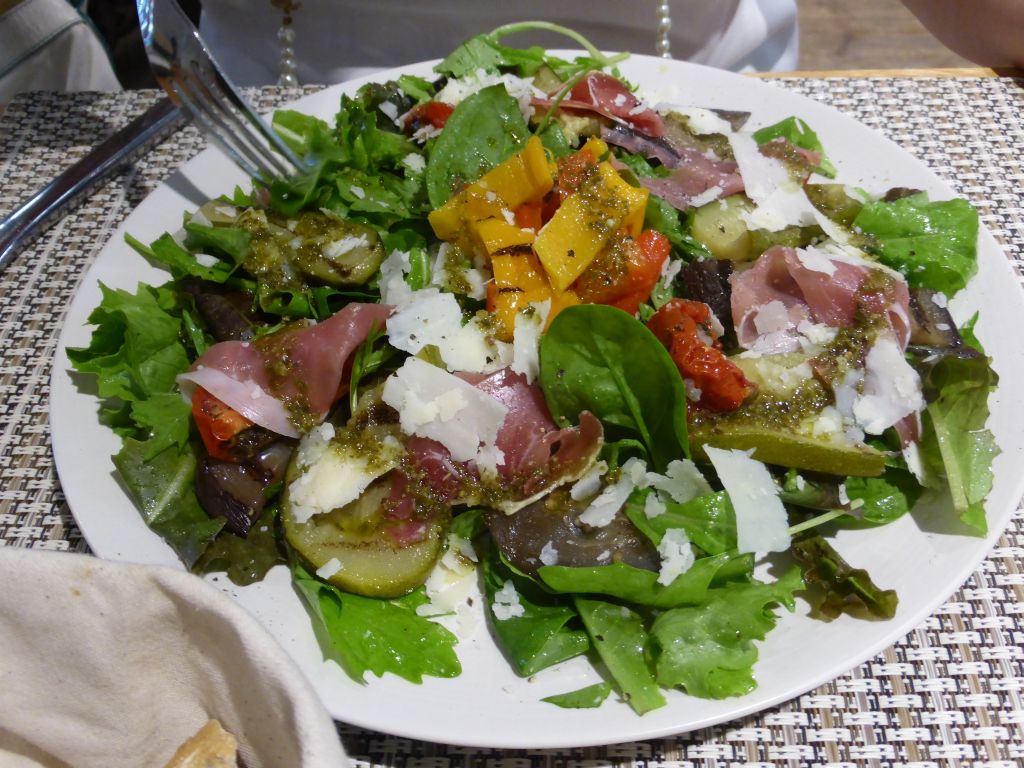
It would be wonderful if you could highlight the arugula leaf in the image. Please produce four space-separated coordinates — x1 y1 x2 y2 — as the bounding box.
292 563 461 683
574 598 666 715
853 193 979 295
126 233 235 284
425 84 531 209
481 542 590 676
349 321 397 412
183 222 251 264
790 535 898 619
753 116 836 177
539 304 690 471
542 682 612 709
113 439 223 568
651 567 803 699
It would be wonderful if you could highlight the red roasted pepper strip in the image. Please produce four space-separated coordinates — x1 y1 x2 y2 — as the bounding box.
646 298 753 412
191 387 253 461
574 230 671 316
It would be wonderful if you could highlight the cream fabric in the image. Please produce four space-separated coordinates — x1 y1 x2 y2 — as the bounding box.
0 549 347 768
0 0 121 103
200 0 799 86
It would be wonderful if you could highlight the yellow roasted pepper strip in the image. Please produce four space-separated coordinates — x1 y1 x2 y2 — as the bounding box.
428 136 555 243
533 161 648 291
489 252 578 342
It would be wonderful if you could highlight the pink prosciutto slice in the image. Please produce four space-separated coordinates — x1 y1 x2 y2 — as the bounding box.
602 125 744 211
730 246 911 352
534 71 665 137
392 368 604 516
179 303 391 438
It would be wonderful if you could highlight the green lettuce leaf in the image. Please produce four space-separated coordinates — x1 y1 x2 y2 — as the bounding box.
539 553 745 609
574 598 666 714
113 439 223 568
919 350 999 534
651 567 803 699
625 489 736 555
292 564 461 684
194 506 286 586
541 682 612 709
853 192 979 295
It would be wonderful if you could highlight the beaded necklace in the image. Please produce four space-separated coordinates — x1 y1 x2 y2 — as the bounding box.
272 1 674 85
272 0 300 85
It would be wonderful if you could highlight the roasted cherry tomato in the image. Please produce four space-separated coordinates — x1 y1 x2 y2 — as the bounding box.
573 229 671 316
404 101 455 131
646 298 753 412
192 387 253 461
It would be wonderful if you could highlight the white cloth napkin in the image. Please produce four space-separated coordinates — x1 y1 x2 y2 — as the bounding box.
0 548 348 768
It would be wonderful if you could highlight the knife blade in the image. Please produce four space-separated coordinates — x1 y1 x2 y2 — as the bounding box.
0 97 187 274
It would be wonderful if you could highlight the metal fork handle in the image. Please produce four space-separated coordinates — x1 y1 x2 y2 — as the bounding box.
0 98 186 274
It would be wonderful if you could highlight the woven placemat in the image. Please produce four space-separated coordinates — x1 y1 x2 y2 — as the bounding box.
1 78 1023 765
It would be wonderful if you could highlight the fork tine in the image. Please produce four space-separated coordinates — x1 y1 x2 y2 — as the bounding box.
169 81 271 182
184 66 300 179
137 0 310 183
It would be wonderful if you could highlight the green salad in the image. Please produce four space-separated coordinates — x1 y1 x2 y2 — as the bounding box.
69 23 998 713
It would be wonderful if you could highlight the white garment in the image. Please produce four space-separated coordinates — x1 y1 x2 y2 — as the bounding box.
0 0 121 102
200 0 799 86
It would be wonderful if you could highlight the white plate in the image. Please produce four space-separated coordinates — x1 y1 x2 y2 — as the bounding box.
51 55 1024 749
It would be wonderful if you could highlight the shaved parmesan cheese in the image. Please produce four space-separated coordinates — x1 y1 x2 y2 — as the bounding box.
381 357 507 463
316 558 342 579
853 333 924 434
579 458 646 527
288 424 402 524
511 300 550 384
796 247 838 276
688 184 723 209
657 528 696 585
539 541 559 566
706 447 790 555
402 152 426 173
752 300 794 336
644 492 666 519
671 107 734 136
646 459 712 503
492 580 525 620
386 288 508 373
418 535 478 616
323 234 369 259
570 460 609 500
377 250 413 304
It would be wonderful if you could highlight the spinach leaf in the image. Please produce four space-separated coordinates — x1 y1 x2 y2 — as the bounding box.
539 304 689 471
845 467 922 525
753 116 836 177
853 193 979 295
651 567 803 699
574 598 666 715
481 541 590 676
790 535 898 619
542 682 612 709
425 84 531 209
292 563 461 683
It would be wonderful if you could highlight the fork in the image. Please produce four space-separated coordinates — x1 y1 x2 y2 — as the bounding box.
136 0 309 184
